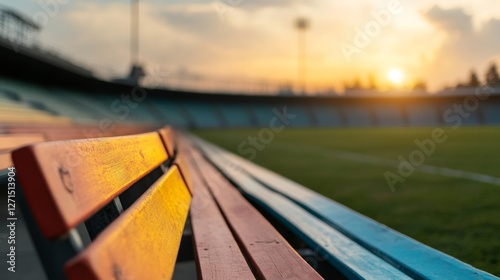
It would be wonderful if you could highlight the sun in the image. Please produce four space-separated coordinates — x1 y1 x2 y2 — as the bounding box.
387 68 405 86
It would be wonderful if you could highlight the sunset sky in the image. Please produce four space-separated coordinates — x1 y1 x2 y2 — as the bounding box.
5 0 500 91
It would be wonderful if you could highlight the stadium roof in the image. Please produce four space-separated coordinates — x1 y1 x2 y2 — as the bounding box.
0 6 41 30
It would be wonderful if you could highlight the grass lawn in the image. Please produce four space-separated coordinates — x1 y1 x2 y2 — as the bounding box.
195 126 500 276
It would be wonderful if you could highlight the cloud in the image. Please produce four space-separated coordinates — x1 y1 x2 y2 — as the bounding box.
43 1 296 81
426 6 473 35
423 5 500 85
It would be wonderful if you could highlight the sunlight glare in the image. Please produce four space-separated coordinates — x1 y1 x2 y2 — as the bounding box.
387 68 405 86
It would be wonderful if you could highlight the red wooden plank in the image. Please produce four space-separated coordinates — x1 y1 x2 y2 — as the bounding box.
160 127 194 193
175 152 194 195
0 153 12 170
0 134 45 169
0 134 45 152
184 149 255 280
4 123 154 141
189 148 323 279
158 127 176 158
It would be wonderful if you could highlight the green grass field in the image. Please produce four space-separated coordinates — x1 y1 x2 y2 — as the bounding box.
196 127 500 276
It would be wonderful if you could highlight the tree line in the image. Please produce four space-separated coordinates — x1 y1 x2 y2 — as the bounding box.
456 63 500 88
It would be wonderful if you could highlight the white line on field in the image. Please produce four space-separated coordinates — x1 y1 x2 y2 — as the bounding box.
272 141 500 186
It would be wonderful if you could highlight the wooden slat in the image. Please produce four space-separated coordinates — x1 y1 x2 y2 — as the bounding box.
177 134 201 194
0 134 45 170
0 134 45 152
174 152 193 195
44 133 87 141
64 165 191 280
6 126 88 140
198 138 500 280
12 132 168 238
158 127 176 157
189 148 323 280
7 126 81 134
184 148 254 280
0 153 12 170
194 138 414 280
5 124 75 130
0 115 71 124
166 131 193 194
3 124 154 140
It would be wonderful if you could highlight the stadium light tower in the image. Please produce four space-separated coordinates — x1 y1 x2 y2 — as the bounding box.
295 17 309 94
113 0 145 85
131 0 139 65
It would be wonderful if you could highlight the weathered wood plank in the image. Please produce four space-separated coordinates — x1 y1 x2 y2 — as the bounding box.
0 134 45 152
158 127 176 158
183 148 255 280
64 165 191 280
188 147 323 280
0 113 72 124
175 152 193 195
0 153 12 170
193 136 500 280
7 126 87 140
3 124 154 140
12 132 168 238
112 125 157 136
0 134 45 170
175 134 197 194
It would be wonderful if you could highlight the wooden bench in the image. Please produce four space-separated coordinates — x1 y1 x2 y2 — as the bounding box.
11 128 322 279
190 135 500 280
12 130 190 280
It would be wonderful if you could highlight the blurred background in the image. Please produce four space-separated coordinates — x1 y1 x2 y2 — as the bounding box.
0 0 499 277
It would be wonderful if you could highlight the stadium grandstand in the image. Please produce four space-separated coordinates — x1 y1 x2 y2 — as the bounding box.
1 11 500 128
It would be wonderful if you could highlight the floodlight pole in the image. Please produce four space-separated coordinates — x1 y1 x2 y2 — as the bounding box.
131 0 139 65
295 18 309 94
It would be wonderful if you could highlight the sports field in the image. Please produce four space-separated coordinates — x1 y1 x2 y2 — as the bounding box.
196 127 500 276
